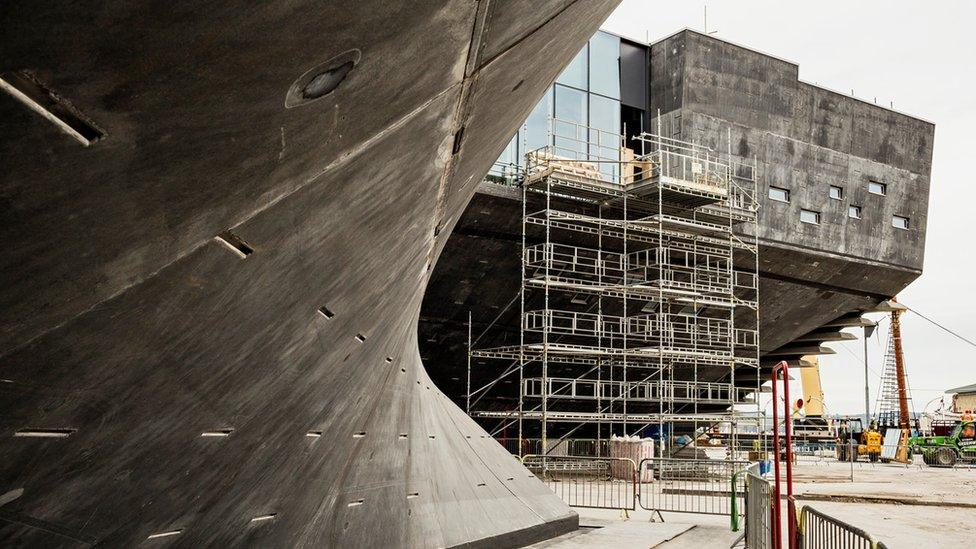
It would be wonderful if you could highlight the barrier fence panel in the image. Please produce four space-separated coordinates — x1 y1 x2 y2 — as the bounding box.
521 455 636 510
744 468 773 549
637 458 748 515
795 502 888 549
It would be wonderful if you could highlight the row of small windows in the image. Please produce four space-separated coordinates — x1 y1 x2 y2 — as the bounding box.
797 207 909 229
770 185 908 230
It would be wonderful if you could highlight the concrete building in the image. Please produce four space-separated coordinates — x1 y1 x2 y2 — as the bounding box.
0 1 621 546
420 29 934 442
947 383 976 415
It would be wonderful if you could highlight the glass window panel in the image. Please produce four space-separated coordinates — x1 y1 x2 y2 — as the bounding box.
589 31 620 99
848 205 861 219
556 46 587 89
800 209 821 225
589 94 620 179
521 88 552 160
769 186 790 202
892 215 910 229
554 85 587 158
868 181 887 195
829 185 843 200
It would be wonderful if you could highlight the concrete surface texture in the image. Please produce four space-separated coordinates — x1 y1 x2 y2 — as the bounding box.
650 30 934 352
419 30 935 410
792 460 975 549
0 1 620 546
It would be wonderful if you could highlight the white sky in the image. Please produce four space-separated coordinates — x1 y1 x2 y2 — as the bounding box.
603 0 976 416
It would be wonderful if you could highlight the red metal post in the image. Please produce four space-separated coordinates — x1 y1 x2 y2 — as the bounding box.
771 360 796 549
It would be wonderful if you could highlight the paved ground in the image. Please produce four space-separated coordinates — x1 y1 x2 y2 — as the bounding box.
791 456 976 506
531 458 976 548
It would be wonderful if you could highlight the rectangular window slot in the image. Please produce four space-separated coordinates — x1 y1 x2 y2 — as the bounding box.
506 477 514 481
407 492 419 499
318 307 335 319
201 429 234 437
451 126 465 155
892 215 910 230
868 181 887 195
398 434 408 439
829 185 843 200
214 231 254 259
428 435 436 439
14 428 75 438
385 357 393 363
353 431 366 438
347 499 364 507
476 483 487 487
799 209 821 225
249 514 277 523
400 368 406 373
306 430 323 438
848 205 862 219
768 186 790 203
0 71 105 146
355 334 366 343
147 529 183 540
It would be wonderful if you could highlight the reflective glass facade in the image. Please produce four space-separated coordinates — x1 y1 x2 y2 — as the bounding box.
487 30 622 183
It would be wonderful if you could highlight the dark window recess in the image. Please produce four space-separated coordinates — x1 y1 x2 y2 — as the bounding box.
215 231 253 259
0 70 105 146
451 127 465 155
355 333 366 342
318 306 335 319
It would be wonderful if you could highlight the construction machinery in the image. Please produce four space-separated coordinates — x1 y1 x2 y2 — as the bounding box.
834 417 883 462
910 420 976 467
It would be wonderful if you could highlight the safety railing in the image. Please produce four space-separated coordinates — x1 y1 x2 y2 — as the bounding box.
637 457 748 516
521 454 637 510
741 465 773 549
794 500 889 549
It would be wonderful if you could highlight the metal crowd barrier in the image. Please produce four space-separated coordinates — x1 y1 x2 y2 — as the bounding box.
795 501 889 549
742 466 773 549
637 457 748 515
521 454 637 510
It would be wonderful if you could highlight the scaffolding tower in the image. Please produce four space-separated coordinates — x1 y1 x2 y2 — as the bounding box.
468 116 761 458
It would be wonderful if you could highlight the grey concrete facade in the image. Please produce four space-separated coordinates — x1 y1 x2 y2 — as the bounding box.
420 29 934 417
0 1 620 546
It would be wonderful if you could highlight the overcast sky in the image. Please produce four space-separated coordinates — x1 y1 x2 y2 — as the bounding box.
603 0 976 416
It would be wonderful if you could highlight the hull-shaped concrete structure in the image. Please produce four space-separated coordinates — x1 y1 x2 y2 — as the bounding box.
0 1 619 546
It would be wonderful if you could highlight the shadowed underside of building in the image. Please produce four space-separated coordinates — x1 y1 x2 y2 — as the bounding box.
0 1 622 546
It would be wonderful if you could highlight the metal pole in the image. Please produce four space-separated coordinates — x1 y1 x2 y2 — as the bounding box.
863 326 870 425
467 310 472 415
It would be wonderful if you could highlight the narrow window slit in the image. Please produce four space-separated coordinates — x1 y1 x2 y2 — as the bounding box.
476 483 486 487
451 126 465 155
14 428 75 438
385 357 393 363
400 368 406 373
353 431 366 438
318 307 335 319
506 477 514 481
147 529 183 540
398 434 408 439
306 430 323 438
249 514 277 523
214 231 253 259
0 70 105 146
407 492 419 499
428 435 435 439
347 499 364 507
201 429 234 437
355 334 366 343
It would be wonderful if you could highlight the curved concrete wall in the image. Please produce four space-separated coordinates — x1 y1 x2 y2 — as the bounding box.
0 1 618 546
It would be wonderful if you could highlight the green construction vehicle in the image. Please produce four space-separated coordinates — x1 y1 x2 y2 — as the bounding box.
909 420 976 467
